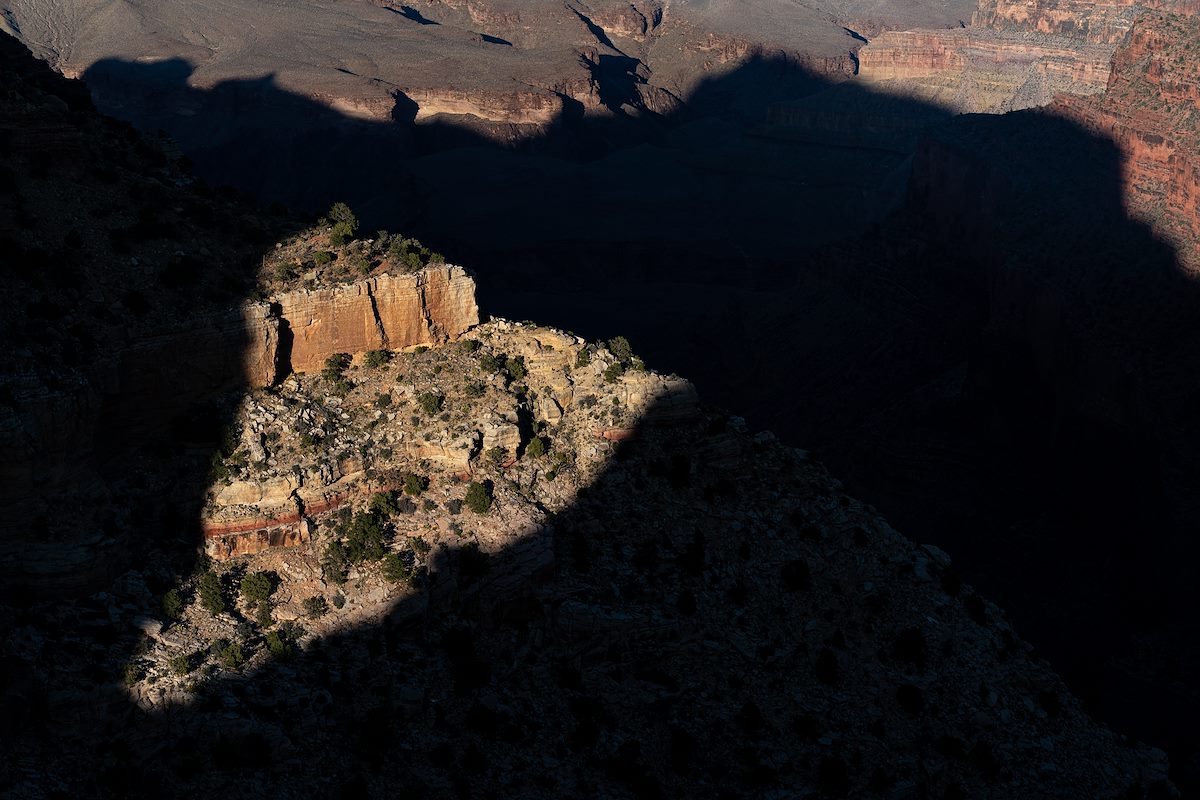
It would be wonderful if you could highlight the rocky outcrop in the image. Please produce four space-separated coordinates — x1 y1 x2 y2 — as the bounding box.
268 266 480 378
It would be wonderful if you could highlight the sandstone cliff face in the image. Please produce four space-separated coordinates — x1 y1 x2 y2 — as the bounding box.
972 0 1144 43
1052 9 1200 269
854 0 1144 112
269 266 480 378
857 29 1114 112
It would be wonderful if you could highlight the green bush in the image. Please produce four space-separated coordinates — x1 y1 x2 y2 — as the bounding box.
322 540 349 584
169 653 192 676
322 352 352 381
607 336 633 364
123 661 142 686
486 446 507 465
327 201 359 242
525 437 546 458
604 362 625 383
304 596 329 618
255 601 274 629
575 348 591 368
465 481 492 514
198 571 225 616
464 381 486 398
162 588 184 621
505 355 527 383
417 392 444 415
218 639 245 670
381 552 411 583
364 349 391 368
403 473 429 496
241 571 273 604
370 490 400 517
266 624 301 659
345 511 387 563
313 250 333 266
375 392 392 409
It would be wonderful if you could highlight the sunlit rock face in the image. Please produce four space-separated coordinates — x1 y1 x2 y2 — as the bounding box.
856 0 1147 112
266 266 480 378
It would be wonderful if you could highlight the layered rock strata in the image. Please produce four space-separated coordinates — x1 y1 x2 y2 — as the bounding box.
267 266 480 378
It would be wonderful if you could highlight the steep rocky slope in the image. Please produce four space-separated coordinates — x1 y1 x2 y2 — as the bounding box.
0 28 1178 799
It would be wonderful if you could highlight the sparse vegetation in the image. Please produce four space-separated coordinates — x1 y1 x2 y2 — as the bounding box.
465 481 493 514
326 201 359 246
241 571 273 605
162 588 184 621
198 570 225 616
417 391 444 415
403 473 430 496
216 639 245 670
364 349 391 368
303 596 329 618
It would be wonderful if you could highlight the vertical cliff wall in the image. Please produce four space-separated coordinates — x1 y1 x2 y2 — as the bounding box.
267 265 480 378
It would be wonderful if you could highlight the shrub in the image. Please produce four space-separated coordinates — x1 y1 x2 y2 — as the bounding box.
364 349 391 368
370 490 400 517
381 552 410 583
169 653 192 676
265 629 290 658
525 437 546 458
255 601 274 629
322 540 349 584
465 481 492 514
460 339 481 353
326 200 357 235
123 661 142 686
417 392 444 415
345 511 387 563
505 355 527 383
241 571 273 604
162 588 184 621
464 381 486 398
478 352 500 372
486 446 507 465
375 391 392 409
603 362 625 383
607 336 633 364
304 596 329 618
322 352 351 381
198 571 225 616
575 348 591 368
404 473 429 496
218 639 245 670
409 536 431 555
313 250 333 266
447 498 463 515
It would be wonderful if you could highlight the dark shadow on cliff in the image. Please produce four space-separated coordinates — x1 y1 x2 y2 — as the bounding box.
0 27 1198 792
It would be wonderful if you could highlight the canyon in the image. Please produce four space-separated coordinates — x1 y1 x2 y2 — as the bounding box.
3 0 1200 794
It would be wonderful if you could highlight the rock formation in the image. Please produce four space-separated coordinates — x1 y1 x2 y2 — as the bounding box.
269 266 480 378
856 0 1147 112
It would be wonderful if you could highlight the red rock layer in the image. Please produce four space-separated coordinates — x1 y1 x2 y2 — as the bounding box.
1052 9 1200 269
